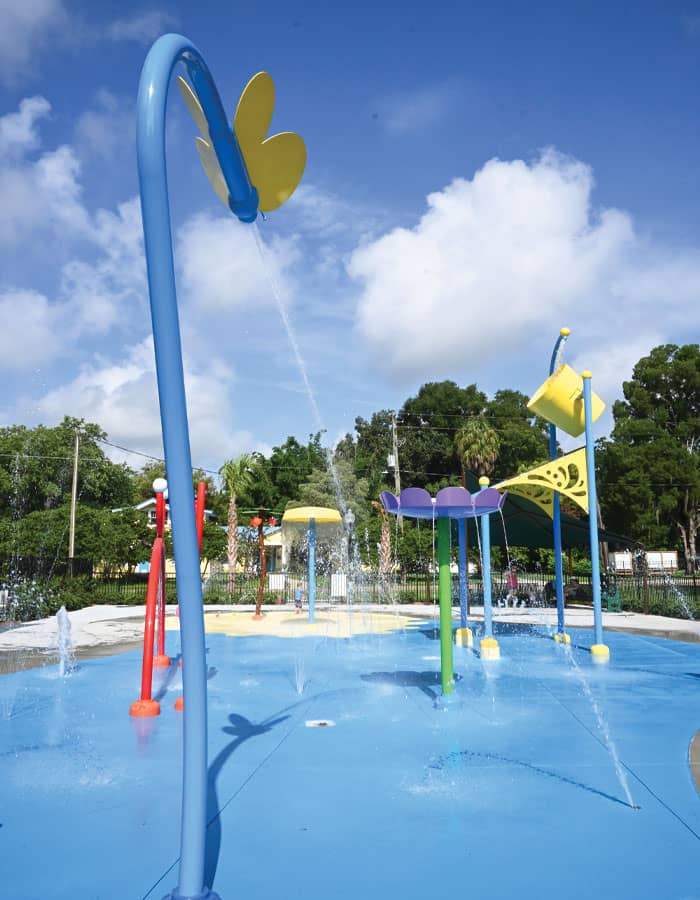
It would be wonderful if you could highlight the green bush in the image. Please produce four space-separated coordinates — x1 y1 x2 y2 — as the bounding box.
3 578 60 621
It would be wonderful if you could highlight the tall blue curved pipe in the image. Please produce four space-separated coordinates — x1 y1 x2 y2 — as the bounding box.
137 33 258 900
548 331 568 636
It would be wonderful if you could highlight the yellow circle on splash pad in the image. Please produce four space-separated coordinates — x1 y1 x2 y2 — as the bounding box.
166 608 426 639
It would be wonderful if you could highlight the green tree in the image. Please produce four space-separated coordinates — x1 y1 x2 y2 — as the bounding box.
219 455 255 590
0 417 134 517
485 390 550 480
291 459 370 532
338 411 394 497
398 381 487 490
200 520 227 575
598 344 700 571
131 461 219 508
0 505 151 573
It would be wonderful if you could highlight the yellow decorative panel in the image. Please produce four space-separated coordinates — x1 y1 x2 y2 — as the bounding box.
527 365 605 437
494 447 589 517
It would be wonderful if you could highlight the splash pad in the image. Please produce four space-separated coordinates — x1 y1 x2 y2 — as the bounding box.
3 26 699 900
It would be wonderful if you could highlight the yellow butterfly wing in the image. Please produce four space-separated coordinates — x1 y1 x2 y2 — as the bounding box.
234 72 306 213
179 71 306 214
234 72 275 147
244 131 306 212
178 76 231 209
194 137 229 207
177 76 209 138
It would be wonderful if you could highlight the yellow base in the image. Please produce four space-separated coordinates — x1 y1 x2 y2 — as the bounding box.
554 632 571 644
591 643 610 661
455 627 473 648
480 637 500 660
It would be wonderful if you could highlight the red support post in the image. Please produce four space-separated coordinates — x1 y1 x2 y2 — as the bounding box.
195 481 206 554
154 542 170 667
155 489 166 538
153 485 170 667
130 538 164 716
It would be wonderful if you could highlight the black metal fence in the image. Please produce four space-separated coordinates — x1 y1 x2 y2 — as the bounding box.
82 569 700 616
2 560 699 622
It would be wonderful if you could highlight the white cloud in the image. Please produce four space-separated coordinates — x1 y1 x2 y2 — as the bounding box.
0 197 146 367
74 90 134 161
0 98 90 246
0 0 66 84
106 10 177 43
59 197 148 332
35 339 260 469
0 98 86 244
0 96 51 159
0 2 176 86
35 144 91 235
348 149 700 380
177 212 299 313
374 82 459 136
0 289 62 369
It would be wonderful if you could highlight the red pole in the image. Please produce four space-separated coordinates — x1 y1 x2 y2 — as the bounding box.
153 485 170 667
130 538 164 716
154 542 170 666
195 481 206 554
156 489 165 538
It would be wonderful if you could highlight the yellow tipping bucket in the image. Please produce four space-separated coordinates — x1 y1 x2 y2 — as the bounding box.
527 364 605 437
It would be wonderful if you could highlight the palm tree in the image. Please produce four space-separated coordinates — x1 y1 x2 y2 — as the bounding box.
372 500 393 584
454 417 500 484
219 455 254 593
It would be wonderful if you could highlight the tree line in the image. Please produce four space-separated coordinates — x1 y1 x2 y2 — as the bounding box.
0 344 697 575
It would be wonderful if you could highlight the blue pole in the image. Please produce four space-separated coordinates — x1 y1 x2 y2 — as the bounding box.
137 32 257 900
480 483 493 640
582 373 607 656
458 518 467 628
308 518 316 623
478 478 499 659
548 328 569 638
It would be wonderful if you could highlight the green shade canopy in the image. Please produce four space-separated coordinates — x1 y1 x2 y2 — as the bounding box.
462 475 635 550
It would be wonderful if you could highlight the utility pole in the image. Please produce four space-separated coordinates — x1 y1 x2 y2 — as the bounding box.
390 412 403 530
68 428 79 574
391 412 401 496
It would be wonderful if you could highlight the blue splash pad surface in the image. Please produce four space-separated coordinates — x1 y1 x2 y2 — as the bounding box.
2 622 700 899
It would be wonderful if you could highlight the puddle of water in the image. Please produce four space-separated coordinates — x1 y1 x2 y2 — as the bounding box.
0 640 143 675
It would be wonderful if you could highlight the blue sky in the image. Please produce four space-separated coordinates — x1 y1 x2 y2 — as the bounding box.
0 0 698 474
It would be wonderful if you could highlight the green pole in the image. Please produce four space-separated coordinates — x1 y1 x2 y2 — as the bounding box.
437 516 455 695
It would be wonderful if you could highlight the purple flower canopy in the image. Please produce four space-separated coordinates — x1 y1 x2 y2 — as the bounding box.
379 486 506 520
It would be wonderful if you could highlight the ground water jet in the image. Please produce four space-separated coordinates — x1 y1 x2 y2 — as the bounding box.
56 605 75 677
293 653 307 695
562 643 636 808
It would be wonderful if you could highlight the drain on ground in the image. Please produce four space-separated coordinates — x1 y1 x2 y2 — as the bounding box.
305 719 335 728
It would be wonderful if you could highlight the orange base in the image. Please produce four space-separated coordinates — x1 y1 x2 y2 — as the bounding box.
153 654 171 668
130 698 160 718
251 613 265 621
174 696 184 711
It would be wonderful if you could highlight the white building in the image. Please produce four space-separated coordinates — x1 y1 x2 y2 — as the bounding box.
612 550 678 573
